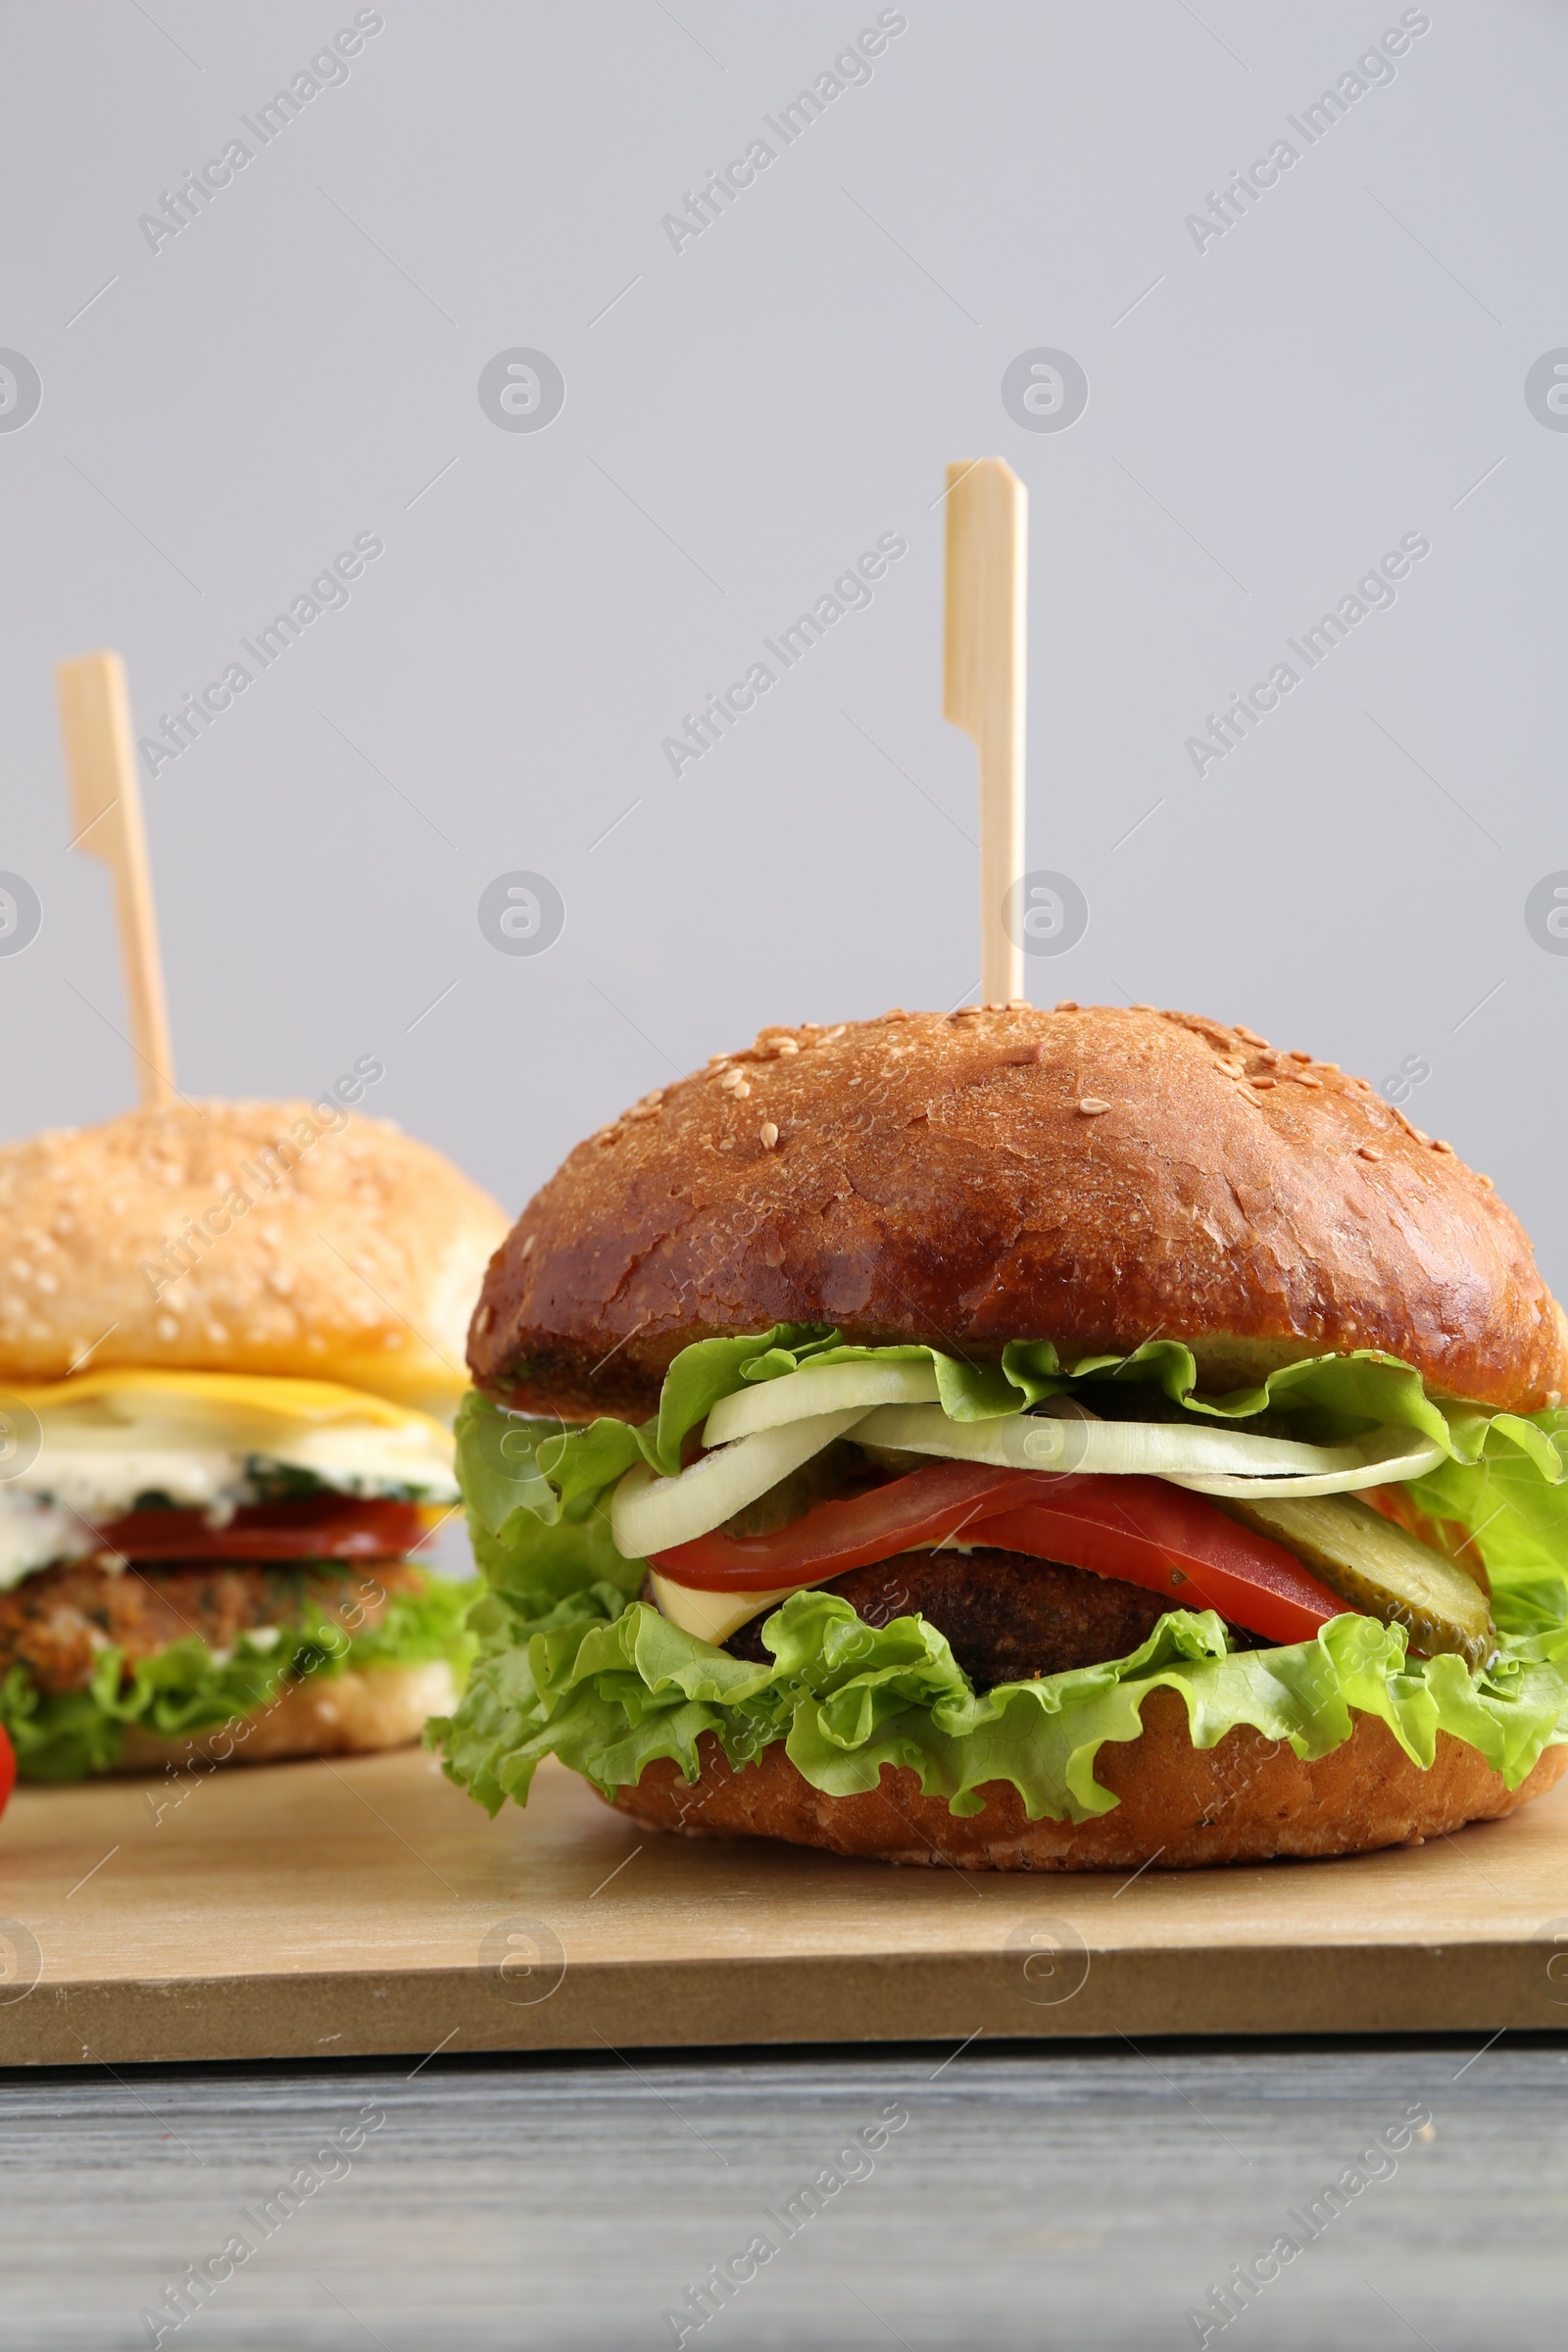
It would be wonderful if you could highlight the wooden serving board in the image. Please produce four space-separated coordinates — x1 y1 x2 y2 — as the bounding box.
3 1749 1568 2067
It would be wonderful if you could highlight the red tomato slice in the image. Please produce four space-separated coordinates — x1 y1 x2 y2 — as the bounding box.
973 1481 1342 1647
0 1724 14 1820
652 1459 1050 1591
651 1462 1343 1646
89 1497 428 1564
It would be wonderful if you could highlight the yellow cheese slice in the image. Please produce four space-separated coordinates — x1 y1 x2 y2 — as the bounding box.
6 1367 443 1435
648 1572 803 1647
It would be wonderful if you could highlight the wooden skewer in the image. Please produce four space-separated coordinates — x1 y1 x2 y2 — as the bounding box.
55 651 176 1106
942 458 1028 1004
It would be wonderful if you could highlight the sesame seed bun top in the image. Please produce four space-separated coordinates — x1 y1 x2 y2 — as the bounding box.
468 1003 1568 1421
0 1100 510 1412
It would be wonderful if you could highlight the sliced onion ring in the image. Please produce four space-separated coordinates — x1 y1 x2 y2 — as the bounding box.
1164 1425 1446 1497
854 1401 1377 1482
704 1360 940 1446
611 1408 867 1558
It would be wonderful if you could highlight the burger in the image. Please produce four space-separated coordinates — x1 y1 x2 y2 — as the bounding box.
432 1004 1568 1869
0 1088 509 1780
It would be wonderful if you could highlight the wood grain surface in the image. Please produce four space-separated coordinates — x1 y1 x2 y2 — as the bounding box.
2 2040 1565 2350
4 1747 1568 2066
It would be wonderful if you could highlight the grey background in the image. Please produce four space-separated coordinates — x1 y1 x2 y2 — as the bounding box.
2 0 1565 1286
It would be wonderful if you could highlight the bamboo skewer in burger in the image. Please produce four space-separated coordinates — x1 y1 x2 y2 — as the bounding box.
943 457 1026 1004
58 653 176 1107
427 472 1568 1871
0 655 510 1781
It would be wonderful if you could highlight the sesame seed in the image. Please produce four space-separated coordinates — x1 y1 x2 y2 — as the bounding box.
984 1001 1007 1011
774 1038 800 1054
1055 1000 1079 1012
1431 1139 1454 1153
519 1234 535 1259
1477 1173 1494 1190
731 1080 752 1099
1250 1076 1277 1090
1235 1026 1268 1047
1286 1072 1322 1089
1005 999 1031 1010
951 1006 982 1020
1288 1050 1312 1063
474 1303 493 1333
760 1121 779 1150
1078 1097 1110 1116
1214 1056 1244 1078
1358 1146 1382 1162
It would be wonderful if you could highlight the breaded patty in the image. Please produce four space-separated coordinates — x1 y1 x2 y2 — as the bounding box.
0 1558 427 1695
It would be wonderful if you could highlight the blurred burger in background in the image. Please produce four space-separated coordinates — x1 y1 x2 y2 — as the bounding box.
0 1074 509 1780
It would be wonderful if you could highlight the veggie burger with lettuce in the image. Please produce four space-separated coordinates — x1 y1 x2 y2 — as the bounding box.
0 1097 508 1779
435 1003 1568 1869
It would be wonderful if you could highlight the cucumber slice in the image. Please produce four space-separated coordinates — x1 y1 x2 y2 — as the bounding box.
1217 1491 1495 1669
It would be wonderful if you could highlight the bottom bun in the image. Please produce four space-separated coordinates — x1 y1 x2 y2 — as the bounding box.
611 1690 1568 1870
111 1660 460 1775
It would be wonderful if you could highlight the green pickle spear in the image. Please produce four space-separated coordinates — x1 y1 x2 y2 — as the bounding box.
1217 1491 1495 1671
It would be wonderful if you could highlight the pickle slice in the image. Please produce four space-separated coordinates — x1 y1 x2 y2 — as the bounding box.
1217 1490 1495 1670
717 1440 861 1540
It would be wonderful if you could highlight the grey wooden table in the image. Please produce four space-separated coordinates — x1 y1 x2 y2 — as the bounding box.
2 2038 1564 2350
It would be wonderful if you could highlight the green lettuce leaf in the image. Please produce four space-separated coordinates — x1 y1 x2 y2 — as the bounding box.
464 1330 1567 1532
435 1587 1568 1824
1408 1405 1568 1602
434 1345 1568 1824
1 1572 479 1784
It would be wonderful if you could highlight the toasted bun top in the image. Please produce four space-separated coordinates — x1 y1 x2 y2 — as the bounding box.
0 1101 510 1411
469 1004 1568 1419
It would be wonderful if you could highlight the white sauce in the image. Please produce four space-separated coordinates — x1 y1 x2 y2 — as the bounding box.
0 1420 458 1592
